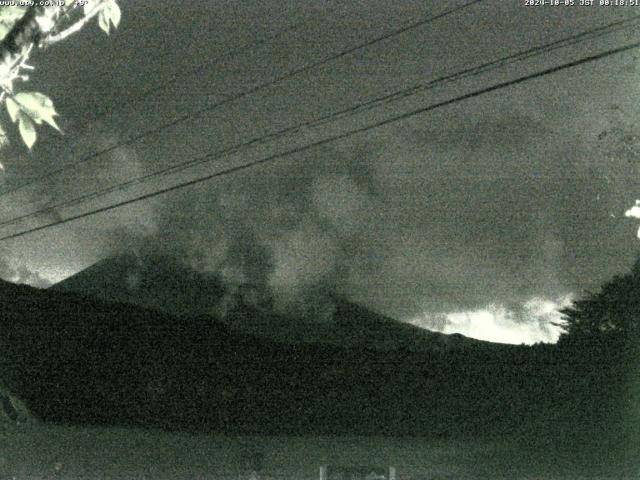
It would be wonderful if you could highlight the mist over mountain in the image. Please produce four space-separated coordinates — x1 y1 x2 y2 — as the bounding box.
52 253 494 351
52 254 226 318
1 3 639 477
0 274 517 436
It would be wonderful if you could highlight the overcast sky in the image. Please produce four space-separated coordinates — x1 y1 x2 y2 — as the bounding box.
1 0 640 344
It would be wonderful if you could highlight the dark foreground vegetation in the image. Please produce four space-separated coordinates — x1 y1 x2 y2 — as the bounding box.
0 257 638 475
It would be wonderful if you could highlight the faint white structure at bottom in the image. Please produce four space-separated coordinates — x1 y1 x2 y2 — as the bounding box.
319 465 396 480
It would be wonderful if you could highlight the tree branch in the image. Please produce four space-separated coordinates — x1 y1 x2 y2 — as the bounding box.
42 4 107 47
0 6 37 60
0 6 59 66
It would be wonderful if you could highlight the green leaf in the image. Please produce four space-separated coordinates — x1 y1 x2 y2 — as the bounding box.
107 0 121 29
16 111 36 150
97 1 120 35
0 6 27 41
97 9 110 34
14 92 61 132
5 97 19 123
0 22 10 42
0 121 8 148
0 6 27 24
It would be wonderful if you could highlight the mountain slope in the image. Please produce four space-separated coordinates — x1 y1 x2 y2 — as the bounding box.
52 254 493 352
225 297 491 352
0 278 601 439
0 278 341 432
0 278 506 435
52 254 225 318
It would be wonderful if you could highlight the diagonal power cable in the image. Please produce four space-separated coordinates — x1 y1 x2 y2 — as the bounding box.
0 14 636 230
1 38 638 242
0 0 484 200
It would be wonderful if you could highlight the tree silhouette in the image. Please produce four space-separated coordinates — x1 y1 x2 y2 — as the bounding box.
553 258 640 464
557 257 640 352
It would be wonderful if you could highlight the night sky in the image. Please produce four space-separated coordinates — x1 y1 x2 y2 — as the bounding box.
1 0 640 344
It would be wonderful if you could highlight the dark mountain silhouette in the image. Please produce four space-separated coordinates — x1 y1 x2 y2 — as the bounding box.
52 254 493 352
0 274 522 436
224 297 496 352
52 254 226 318
1 271 635 478
0 277 333 432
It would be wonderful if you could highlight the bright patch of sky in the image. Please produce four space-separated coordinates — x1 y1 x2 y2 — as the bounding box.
409 295 573 345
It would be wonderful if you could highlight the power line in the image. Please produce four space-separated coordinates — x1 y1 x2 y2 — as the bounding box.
1 38 638 243
312 13 640 127
0 21 301 195
1 15 637 230
0 0 483 200
53 22 302 145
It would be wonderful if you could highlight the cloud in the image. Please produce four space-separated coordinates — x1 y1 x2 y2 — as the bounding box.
79 107 593 344
8 55 639 344
409 295 573 345
0 254 51 288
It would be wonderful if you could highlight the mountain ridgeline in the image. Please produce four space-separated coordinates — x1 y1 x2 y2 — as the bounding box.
51 254 489 351
0 254 631 450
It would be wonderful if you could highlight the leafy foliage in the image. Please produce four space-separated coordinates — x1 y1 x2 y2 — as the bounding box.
0 6 27 42
0 1 121 151
0 122 6 147
96 0 121 35
556 259 640 458
5 92 59 149
14 92 60 130
558 258 640 349
16 110 35 150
